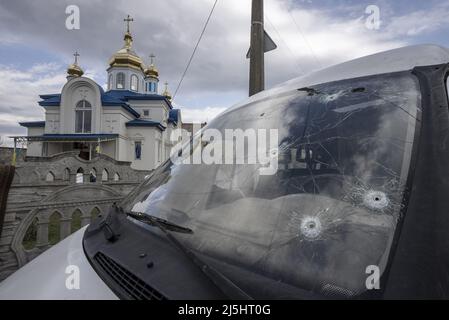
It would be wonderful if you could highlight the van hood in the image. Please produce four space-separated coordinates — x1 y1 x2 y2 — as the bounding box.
0 227 117 300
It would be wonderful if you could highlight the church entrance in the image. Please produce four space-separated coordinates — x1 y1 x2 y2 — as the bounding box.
73 142 90 160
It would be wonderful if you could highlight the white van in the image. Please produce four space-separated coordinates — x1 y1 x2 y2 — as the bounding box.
1 44 449 299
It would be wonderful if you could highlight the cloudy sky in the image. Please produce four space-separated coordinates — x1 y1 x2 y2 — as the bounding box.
1 0 449 145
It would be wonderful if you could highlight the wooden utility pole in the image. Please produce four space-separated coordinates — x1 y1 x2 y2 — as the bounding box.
249 0 264 96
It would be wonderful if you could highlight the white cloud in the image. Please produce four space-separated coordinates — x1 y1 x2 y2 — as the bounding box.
384 2 449 38
0 63 66 144
0 64 66 113
29 62 62 74
178 106 227 124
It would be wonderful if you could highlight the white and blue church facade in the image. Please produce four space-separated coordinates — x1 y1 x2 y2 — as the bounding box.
17 17 181 171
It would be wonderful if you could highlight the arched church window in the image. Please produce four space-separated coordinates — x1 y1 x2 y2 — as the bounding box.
114 172 120 181
116 72 125 89
130 74 138 91
75 100 92 133
108 74 113 90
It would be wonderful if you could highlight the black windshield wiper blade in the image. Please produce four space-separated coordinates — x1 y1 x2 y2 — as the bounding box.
127 211 193 234
126 210 252 300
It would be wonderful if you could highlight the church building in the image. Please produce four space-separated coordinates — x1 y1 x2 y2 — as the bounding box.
17 16 181 171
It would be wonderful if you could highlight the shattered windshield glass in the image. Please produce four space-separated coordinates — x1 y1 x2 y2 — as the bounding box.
121 71 421 298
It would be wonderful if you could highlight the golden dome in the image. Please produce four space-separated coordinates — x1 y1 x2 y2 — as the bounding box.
163 82 172 101
67 51 84 77
108 33 144 72
144 64 159 79
108 16 144 72
144 54 159 79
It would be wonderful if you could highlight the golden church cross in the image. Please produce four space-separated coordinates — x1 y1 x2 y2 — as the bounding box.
73 51 80 64
124 14 134 33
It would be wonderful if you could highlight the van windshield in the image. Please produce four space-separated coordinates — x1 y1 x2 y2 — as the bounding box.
121 71 421 298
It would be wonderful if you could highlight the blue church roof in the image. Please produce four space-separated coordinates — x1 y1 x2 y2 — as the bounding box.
38 94 61 106
19 121 46 128
38 89 173 118
126 119 166 131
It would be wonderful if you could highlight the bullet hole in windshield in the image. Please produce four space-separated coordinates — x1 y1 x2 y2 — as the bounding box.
300 216 322 240
363 190 389 211
343 179 402 216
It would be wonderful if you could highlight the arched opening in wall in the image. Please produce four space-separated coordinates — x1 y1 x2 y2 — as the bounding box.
89 168 97 183
22 217 38 250
63 168 70 181
48 212 62 245
91 207 101 221
102 169 109 182
113 172 120 181
76 168 84 184
71 209 83 234
45 171 55 182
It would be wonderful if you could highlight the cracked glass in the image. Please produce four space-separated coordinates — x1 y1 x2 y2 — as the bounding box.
122 71 421 298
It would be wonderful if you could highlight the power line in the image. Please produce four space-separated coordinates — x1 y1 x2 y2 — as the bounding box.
173 0 219 100
287 10 323 69
265 15 305 75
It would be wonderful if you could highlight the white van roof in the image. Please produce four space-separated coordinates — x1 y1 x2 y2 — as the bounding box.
225 44 449 114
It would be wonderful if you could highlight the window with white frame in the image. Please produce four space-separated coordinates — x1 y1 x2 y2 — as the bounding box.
108 74 113 90
75 100 92 133
130 74 138 91
116 72 125 89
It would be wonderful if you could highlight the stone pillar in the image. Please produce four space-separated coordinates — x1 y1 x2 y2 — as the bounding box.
81 213 91 227
60 217 71 239
36 219 49 248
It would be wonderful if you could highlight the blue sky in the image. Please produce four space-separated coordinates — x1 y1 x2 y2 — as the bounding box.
1 0 449 145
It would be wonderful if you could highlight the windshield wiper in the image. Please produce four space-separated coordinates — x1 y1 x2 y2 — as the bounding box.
126 211 193 234
126 209 252 300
